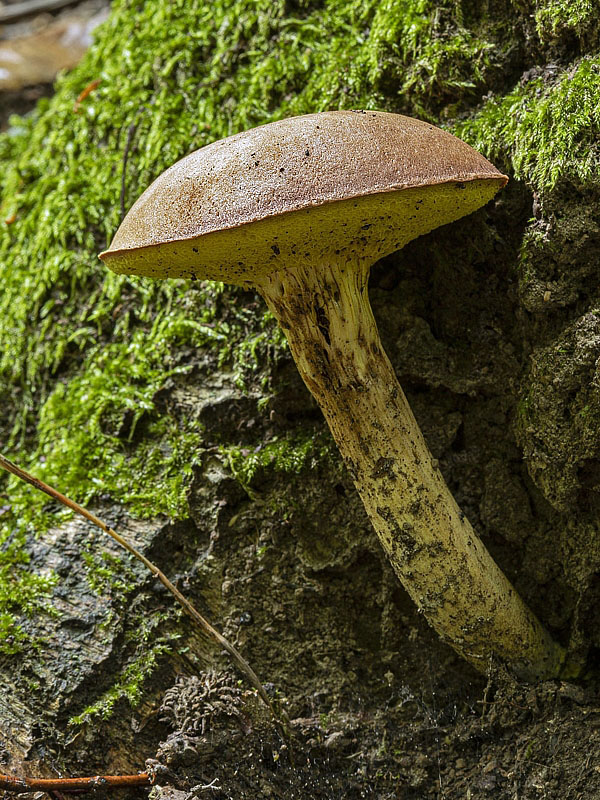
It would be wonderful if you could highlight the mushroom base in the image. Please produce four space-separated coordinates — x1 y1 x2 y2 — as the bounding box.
257 257 565 681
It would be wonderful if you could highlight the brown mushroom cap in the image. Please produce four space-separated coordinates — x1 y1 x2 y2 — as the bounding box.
100 110 507 284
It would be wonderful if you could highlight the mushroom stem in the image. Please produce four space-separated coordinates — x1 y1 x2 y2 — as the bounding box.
256 257 565 681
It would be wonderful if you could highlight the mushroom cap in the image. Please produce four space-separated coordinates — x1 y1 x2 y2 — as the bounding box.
100 110 507 284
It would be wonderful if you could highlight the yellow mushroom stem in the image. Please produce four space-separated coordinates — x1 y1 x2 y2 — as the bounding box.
257 256 565 681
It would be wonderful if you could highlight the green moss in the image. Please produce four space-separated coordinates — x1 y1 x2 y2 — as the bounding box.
81 549 138 597
34 323 207 519
69 635 174 724
454 56 600 189
0 525 58 654
223 431 335 493
364 0 499 118
534 0 595 42
229 310 287 390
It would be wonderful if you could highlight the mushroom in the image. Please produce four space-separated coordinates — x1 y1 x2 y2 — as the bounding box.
100 110 565 680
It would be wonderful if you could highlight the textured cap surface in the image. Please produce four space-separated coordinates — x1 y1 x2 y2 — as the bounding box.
101 110 507 284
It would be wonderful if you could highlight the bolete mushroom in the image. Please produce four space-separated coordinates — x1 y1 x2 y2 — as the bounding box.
100 110 565 680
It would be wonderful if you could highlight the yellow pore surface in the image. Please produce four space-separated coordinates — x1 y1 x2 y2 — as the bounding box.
101 177 502 286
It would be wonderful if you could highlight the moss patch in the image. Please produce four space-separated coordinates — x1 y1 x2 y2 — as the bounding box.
534 0 596 43
69 624 176 725
223 430 335 495
454 56 600 189
0 542 56 654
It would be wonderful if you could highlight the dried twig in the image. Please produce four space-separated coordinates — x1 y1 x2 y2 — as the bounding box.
0 453 277 721
0 771 151 794
73 79 101 114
